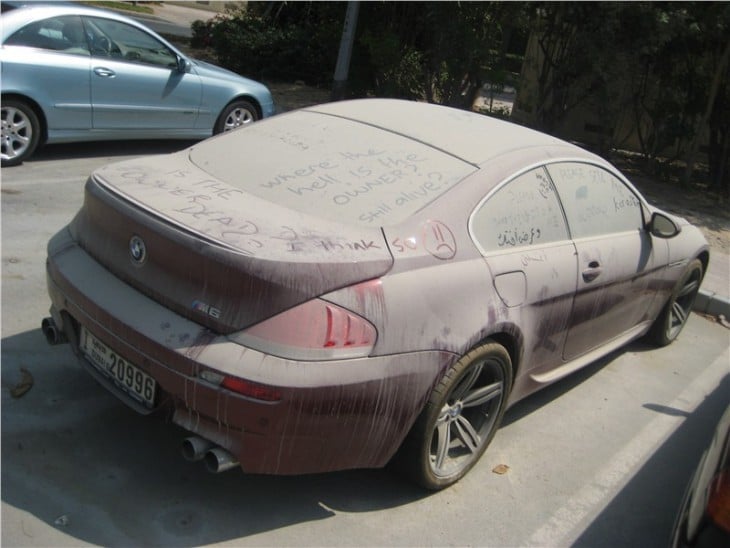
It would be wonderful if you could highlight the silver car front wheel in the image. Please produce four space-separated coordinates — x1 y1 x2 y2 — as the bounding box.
1 99 41 166
214 100 259 134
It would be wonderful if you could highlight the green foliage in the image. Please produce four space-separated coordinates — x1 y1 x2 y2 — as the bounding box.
527 1 729 193
192 1 528 107
189 0 729 195
352 2 528 106
191 2 344 84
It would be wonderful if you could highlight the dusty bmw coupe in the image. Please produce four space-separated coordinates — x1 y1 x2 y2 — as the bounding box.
43 99 709 489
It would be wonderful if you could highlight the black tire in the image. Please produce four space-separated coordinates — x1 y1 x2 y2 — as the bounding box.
648 258 703 346
401 341 512 490
214 99 259 134
1 98 41 166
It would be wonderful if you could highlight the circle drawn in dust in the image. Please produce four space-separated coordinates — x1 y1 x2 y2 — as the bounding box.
424 220 457 260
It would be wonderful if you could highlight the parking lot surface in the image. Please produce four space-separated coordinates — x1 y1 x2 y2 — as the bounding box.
2 142 729 547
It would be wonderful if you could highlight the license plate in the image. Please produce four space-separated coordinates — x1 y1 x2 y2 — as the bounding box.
80 327 156 407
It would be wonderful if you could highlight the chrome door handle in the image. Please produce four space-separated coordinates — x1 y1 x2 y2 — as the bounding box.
93 67 116 78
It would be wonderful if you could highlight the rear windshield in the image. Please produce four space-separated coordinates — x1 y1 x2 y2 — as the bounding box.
189 111 476 227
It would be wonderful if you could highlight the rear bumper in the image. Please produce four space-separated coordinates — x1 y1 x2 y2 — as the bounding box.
46 228 453 474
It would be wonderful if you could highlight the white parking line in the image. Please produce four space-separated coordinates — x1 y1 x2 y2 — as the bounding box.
525 348 730 547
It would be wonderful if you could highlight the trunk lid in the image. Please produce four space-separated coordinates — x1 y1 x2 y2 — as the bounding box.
69 108 476 334
70 152 393 334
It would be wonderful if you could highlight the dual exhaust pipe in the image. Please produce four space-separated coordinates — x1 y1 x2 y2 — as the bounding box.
182 436 239 473
42 317 238 474
42 317 68 346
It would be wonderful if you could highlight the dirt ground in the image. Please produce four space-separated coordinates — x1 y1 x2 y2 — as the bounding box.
267 81 331 113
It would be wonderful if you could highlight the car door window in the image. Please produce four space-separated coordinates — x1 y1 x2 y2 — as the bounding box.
470 167 569 253
547 162 652 360
5 15 89 55
546 162 643 238
83 16 177 68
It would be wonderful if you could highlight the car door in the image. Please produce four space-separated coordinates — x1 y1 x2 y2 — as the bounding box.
470 166 577 373
82 16 202 130
2 15 92 130
547 161 666 360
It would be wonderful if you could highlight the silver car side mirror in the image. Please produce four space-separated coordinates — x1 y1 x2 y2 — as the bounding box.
176 56 191 74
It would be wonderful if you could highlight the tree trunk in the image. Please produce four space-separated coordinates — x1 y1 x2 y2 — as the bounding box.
682 38 730 185
331 1 360 102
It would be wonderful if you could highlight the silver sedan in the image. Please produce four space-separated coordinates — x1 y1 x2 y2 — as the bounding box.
1 3 274 166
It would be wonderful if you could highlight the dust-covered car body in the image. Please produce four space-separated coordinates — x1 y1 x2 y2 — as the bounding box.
43 99 709 489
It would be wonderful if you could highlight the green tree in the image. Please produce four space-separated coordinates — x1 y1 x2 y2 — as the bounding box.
681 3 730 195
350 1 529 107
193 1 529 109
527 1 729 194
192 2 345 84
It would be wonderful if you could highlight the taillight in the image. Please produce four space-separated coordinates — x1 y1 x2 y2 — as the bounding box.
707 469 730 533
228 299 376 360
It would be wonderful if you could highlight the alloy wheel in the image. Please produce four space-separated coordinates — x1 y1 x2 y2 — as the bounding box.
1 105 33 162
429 357 505 478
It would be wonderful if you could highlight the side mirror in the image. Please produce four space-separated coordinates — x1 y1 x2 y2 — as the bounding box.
649 211 681 238
176 55 191 74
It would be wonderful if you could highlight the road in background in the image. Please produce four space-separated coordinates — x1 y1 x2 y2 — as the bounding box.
129 1 218 39
2 143 729 547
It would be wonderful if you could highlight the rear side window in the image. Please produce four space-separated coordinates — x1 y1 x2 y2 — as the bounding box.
547 162 643 238
5 15 89 54
470 167 569 253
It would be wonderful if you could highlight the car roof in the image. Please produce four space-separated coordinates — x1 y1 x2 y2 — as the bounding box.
181 99 605 228
1 3 157 41
306 99 592 166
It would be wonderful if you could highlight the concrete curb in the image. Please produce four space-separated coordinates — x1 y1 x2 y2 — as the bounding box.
694 290 730 319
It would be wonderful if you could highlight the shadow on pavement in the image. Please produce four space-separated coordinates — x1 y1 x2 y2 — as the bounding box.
503 345 627 427
25 140 198 163
4 323 724 545
573 374 730 548
1 328 428 546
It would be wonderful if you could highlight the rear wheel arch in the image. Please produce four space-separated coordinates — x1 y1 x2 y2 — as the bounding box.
483 331 521 382
425 328 522 400
459 326 522 392
398 337 515 489
2 93 47 143
1 94 46 165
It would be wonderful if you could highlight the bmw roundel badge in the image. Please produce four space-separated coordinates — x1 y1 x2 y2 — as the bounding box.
129 235 147 265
